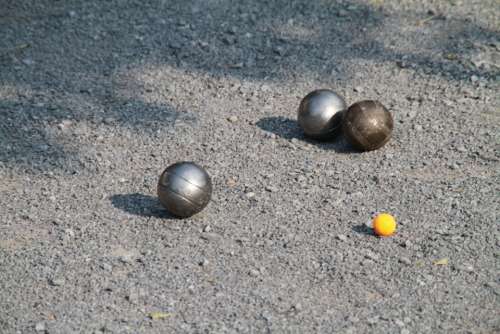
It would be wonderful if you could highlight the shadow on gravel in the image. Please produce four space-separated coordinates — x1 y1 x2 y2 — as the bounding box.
110 193 176 219
1 0 498 172
256 116 358 154
352 224 375 236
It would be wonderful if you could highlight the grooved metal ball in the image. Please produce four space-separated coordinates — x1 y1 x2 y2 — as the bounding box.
157 162 212 218
297 89 347 140
342 100 394 151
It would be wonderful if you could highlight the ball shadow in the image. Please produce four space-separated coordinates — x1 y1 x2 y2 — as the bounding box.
256 116 358 154
352 224 375 236
110 193 176 219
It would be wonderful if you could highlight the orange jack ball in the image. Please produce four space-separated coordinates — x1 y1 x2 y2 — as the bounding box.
372 213 397 237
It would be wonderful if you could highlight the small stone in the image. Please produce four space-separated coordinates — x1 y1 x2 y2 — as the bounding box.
401 329 410 334
249 269 259 277
50 277 65 286
127 290 140 304
101 263 113 271
222 36 236 45
68 10 76 17
22 58 34 65
245 192 255 198
273 46 285 56
347 315 359 323
470 75 479 82
394 319 405 327
264 132 276 139
403 240 413 248
456 145 467 153
413 124 423 131
364 250 380 261
265 186 278 192
35 322 46 332
203 225 211 233
353 86 363 93
367 316 379 325
404 317 412 324
103 117 115 125
64 228 75 237
336 234 348 242
443 99 454 107
227 115 238 123
226 178 237 187
456 264 474 272
399 257 411 265
57 120 73 130
200 259 209 266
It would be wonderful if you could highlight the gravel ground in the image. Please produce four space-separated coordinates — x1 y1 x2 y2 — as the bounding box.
1 0 499 333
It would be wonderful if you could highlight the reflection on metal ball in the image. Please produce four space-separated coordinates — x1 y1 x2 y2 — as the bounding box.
342 100 393 151
298 89 347 140
157 162 212 218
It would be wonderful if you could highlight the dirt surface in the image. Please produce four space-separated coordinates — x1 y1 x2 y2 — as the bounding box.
1 0 499 333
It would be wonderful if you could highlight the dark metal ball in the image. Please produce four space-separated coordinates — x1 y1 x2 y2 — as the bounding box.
157 162 212 218
297 89 347 140
342 100 394 151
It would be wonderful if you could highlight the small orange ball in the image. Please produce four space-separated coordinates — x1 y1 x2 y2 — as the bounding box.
372 213 397 237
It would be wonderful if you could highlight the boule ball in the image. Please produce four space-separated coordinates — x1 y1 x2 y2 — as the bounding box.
297 89 347 140
342 100 394 151
157 162 212 218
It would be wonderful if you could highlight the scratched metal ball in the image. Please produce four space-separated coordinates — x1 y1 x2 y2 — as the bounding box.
342 100 394 151
298 89 347 140
157 162 212 218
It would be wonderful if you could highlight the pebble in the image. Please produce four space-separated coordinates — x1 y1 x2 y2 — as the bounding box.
203 225 211 233
401 329 410 334
200 259 209 266
245 192 255 198
227 115 238 123
35 322 46 332
347 315 359 323
103 117 115 125
249 269 260 277
413 124 423 131
399 257 412 265
226 178 237 187
22 58 34 65
49 277 65 286
394 319 405 327
265 186 278 192
100 263 113 272
57 120 73 130
353 86 363 93
292 303 302 311
127 290 140 304
364 250 380 261
264 132 277 139
336 234 348 242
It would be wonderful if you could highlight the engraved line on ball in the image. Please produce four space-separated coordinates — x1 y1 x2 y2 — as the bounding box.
161 169 210 193
158 183 205 210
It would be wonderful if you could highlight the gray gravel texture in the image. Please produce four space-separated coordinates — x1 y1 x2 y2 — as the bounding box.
1 0 499 333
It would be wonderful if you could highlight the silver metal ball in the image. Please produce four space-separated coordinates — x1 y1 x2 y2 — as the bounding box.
157 162 212 218
297 89 347 140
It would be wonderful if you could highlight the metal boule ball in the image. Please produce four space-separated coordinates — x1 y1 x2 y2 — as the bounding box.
297 89 347 140
157 162 212 218
342 100 394 151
